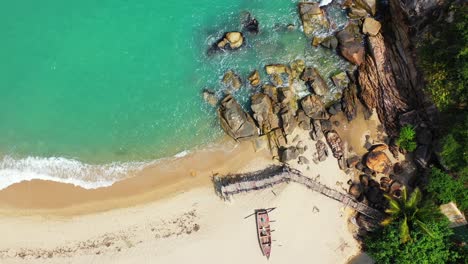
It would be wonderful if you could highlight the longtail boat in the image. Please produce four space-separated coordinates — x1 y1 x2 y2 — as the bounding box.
255 209 272 259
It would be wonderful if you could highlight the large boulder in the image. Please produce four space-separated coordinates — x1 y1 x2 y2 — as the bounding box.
266 64 291 87
362 17 381 36
218 95 258 141
331 71 349 90
222 70 242 90
216 32 244 50
251 93 280 134
326 130 344 159
365 149 392 174
300 95 329 120
298 2 330 38
336 26 365 65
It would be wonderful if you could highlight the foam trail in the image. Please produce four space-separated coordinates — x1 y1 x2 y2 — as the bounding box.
0 156 149 190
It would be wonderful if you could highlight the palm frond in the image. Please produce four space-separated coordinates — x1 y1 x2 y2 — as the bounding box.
415 219 435 239
381 217 396 226
400 217 411 243
407 188 422 209
401 187 408 203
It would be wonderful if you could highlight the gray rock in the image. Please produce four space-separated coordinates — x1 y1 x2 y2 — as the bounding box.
414 145 431 169
281 147 300 163
320 119 332 133
298 156 310 165
218 95 258 141
416 128 432 145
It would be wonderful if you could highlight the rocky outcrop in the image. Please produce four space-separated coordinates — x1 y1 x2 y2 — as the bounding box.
336 25 365 65
251 93 280 134
216 32 244 50
298 2 330 38
310 120 324 140
218 95 258 141
281 147 300 163
243 13 259 35
300 95 329 120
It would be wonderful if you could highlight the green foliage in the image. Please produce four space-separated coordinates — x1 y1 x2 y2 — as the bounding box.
396 125 417 152
440 115 468 173
419 4 468 110
365 219 461 264
427 167 468 211
381 188 439 243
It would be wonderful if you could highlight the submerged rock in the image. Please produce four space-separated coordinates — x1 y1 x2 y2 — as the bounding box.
202 89 218 106
251 93 280 134
242 13 259 35
222 70 242 90
362 17 381 36
217 95 258 141
300 95 329 120
248 70 261 87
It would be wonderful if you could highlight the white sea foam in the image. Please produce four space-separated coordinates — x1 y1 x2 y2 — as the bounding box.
320 0 333 6
174 150 190 158
0 156 149 190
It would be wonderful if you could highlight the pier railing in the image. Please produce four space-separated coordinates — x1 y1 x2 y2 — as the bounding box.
213 166 384 220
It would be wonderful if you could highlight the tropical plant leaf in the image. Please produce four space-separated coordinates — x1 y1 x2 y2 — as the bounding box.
400 217 411 243
381 217 395 226
415 219 435 239
407 188 422 209
401 187 408 203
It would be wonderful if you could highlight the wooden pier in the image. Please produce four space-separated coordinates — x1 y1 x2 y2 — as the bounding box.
213 166 384 220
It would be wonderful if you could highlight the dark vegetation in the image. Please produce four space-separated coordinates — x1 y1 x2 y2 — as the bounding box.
365 2 468 263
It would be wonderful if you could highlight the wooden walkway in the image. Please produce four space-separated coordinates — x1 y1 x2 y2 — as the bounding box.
213 166 384 220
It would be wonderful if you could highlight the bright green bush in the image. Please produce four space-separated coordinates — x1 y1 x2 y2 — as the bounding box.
396 125 417 152
427 167 468 211
365 219 461 264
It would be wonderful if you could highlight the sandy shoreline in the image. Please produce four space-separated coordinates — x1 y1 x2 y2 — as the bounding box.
0 111 384 263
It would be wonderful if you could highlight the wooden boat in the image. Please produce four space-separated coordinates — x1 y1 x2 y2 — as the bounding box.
255 209 272 259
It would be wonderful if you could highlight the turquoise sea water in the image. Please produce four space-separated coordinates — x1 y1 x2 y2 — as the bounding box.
0 0 349 188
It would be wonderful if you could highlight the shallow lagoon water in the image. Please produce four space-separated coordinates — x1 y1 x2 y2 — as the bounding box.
0 0 349 188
